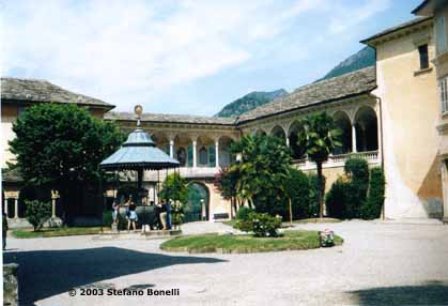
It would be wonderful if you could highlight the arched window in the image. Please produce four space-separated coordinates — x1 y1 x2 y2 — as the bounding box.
333 111 352 155
355 107 378 152
199 147 208 166
176 147 186 166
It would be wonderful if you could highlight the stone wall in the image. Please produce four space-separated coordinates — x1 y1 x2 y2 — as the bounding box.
3 263 18 306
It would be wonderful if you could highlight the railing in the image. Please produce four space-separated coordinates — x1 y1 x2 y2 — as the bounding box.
143 166 219 181
293 151 379 170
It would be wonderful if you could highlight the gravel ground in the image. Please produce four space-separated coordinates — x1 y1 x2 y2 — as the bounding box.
4 220 448 306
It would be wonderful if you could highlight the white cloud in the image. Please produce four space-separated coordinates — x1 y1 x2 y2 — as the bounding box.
328 0 391 34
1 0 390 113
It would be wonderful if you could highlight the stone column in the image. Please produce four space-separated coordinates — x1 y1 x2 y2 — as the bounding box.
13 197 18 219
4 197 8 217
215 139 220 168
192 139 197 168
352 124 357 153
169 139 174 158
286 137 290 147
51 190 60 218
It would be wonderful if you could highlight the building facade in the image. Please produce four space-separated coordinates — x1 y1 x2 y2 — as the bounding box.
1 5 447 225
414 0 448 222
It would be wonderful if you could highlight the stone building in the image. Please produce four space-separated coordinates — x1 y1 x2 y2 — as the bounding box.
413 0 448 222
1 6 447 225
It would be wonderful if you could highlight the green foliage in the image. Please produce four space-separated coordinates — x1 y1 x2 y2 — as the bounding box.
345 158 369 218
159 173 188 203
172 202 185 227
325 178 347 219
160 230 344 253
307 174 323 218
216 89 287 117
9 103 124 222
235 212 282 237
361 167 385 219
298 112 342 164
297 112 342 218
25 200 51 231
236 206 255 221
326 158 382 220
214 167 238 200
230 134 292 211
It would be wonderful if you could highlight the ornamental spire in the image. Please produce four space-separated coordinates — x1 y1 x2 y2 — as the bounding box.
134 105 143 127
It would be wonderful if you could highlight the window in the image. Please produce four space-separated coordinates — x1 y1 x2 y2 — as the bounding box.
199 147 208 165
435 15 448 55
418 44 429 69
208 146 215 166
440 76 448 114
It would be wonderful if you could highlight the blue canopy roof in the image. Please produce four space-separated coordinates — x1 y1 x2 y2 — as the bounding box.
100 128 179 170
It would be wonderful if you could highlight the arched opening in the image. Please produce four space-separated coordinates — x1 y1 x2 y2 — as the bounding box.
185 182 210 222
355 106 378 152
333 111 352 154
174 133 191 167
197 135 215 167
288 121 306 159
219 136 234 168
254 129 267 137
151 132 170 155
271 125 286 140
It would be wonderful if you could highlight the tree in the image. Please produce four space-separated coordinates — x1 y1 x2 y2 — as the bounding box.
25 200 51 231
159 173 188 203
214 167 239 217
297 112 342 219
282 168 312 224
9 103 125 224
230 134 292 213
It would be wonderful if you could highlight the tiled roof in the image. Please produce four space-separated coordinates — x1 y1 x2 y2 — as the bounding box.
1 77 114 109
105 112 237 126
360 17 432 44
236 66 377 124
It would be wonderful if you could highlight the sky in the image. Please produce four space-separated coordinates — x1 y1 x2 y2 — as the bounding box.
1 0 423 116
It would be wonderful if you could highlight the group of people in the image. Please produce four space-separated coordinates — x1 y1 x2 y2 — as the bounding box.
111 196 172 232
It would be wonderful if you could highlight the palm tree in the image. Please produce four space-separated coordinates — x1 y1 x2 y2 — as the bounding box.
298 112 342 219
230 134 292 210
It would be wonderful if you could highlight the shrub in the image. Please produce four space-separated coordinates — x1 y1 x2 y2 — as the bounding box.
171 202 185 228
308 174 323 218
235 211 282 237
236 206 255 221
325 178 347 219
361 167 385 219
25 200 51 231
345 158 369 218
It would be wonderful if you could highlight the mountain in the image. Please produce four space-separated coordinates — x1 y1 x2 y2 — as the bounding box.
215 89 288 118
319 46 376 81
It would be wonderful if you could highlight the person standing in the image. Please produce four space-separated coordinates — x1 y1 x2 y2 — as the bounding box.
3 212 8 250
159 200 168 230
125 196 138 231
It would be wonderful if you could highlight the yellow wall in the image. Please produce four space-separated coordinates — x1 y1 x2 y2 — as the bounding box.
1 105 19 168
374 23 443 218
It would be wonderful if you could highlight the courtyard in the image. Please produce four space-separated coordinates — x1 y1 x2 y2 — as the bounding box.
4 220 448 306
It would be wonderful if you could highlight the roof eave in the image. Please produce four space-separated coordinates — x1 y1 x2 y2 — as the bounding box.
236 89 377 126
360 17 432 47
412 0 433 16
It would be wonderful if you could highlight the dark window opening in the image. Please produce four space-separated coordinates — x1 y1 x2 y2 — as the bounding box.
418 44 429 70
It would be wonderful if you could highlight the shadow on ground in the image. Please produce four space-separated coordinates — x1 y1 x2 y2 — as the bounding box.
348 280 448 305
4 247 225 305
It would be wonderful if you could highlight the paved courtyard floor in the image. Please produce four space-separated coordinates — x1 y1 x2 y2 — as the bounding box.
4 220 448 306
